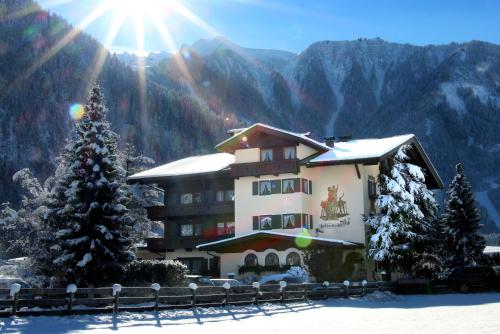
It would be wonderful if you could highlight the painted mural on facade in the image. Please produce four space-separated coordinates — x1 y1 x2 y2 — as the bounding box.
320 185 349 220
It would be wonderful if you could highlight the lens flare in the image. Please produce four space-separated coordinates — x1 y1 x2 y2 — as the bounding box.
294 229 312 248
69 104 85 120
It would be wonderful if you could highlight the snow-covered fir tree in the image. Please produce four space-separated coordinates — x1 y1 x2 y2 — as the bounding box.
119 143 163 243
365 145 438 273
48 84 134 286
442 163 486 268
0 169 50 259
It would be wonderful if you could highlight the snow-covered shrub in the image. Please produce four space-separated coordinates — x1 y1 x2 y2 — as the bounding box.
285 266 309 279
122 260 187 286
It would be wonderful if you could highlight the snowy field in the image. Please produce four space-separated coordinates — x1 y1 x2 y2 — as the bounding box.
1 292 500 334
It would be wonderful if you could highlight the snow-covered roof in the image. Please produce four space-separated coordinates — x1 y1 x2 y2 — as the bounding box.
484 246 500 254
216 123 331 152
128 153 234 181
309 134 415 164
197 231 360 250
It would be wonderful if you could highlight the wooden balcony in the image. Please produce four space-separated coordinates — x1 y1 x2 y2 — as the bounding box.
147 202 234 219
230 159 300 178
146 235 234 251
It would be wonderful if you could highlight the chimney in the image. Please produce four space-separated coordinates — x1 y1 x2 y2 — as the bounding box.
324 136 335 148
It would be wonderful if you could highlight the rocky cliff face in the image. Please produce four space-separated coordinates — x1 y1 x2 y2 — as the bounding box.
1 2 499 230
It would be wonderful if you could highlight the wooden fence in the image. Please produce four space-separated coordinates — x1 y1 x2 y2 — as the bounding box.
0 280 392 318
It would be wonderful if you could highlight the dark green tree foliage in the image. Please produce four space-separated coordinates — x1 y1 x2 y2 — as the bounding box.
303 246 345 282
365 146 438 273
122 260 188 286
443 163 486 268
51 84 134 286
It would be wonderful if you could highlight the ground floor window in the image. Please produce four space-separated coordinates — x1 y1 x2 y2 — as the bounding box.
286 252 301 266
265 252 279 266
217 222 235 236
244 253 258 266
178 257 202 274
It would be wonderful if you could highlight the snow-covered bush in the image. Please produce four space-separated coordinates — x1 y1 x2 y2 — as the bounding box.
285 266 309 279
122 260 188 286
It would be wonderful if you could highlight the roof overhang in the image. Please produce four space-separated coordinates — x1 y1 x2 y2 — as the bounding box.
197 231 364 253
215 123 330 154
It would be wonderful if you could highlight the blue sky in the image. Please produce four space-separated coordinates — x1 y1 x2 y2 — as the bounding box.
38 0 500 53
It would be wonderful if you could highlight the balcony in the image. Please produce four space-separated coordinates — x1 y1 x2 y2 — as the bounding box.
147 202 234 219
230 159 300 178
146 235 233 251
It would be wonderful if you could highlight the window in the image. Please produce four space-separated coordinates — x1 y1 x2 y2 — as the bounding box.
180 193 193 205
193 193 202 204
259 181 272 195
282 179 296 193
260 216 272 230
194 224 203 237
217 222 235 236
302 179 312 194
302 214 313 229
179 258 202 274
265 253 279 266
216 190 225 202
244 253 258 266
181 224 194 237
180 193 201 205
368 176 377 199
286 252 301 266
261 148 273 161
225 190 234 201
283 146 296 160
283 214 296 229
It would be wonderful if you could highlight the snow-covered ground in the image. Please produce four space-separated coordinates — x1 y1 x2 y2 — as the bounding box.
1 292 499 334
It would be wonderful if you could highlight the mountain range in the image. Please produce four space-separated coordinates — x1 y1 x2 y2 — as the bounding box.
1 0 499 232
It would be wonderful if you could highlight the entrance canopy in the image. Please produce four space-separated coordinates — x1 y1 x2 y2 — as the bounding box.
196 231 364 253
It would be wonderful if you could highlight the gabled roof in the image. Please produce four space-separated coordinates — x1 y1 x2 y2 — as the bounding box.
128 153 234 182
216 123 331 153
306 134 443 189
308 134 414 164
197 231 363 253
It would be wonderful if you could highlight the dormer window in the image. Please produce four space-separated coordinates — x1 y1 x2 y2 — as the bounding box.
261 148 273 161
283 146 296 160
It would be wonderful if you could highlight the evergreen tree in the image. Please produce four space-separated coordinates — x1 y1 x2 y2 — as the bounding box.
442 163 486 268
50 84 134 286
365 145 438 274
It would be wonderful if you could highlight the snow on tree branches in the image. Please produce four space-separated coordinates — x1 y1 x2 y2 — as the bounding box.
365 145 439 273
442 163 486 268
42 83 135 286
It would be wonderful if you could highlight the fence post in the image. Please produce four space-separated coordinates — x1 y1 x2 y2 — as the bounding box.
279 281 287 303
112 284 122 314
343 280 350 298
223 282 231 307
302 282 308 301
10 283 21 316
151 283 161 311
322 281 330 299
252 282 260 305
361 280 368 296
189 283 198 308
66 284 77 315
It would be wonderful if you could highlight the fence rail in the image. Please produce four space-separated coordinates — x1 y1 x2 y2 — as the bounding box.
0 281 393 318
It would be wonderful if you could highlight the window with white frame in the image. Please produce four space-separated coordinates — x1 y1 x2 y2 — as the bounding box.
259 181 272 195
216 190 225 202
283 214 295 229
265 252 279 266
286 252 301 266
283 146 296 160
180 224 193 237
261 148 273 161
244 253 258 266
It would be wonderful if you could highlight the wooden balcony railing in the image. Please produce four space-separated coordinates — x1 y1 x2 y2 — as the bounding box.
230 159 300 178
146 202 234 219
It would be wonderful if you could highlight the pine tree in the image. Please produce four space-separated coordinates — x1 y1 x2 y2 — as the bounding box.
365 145 438 274
50 84 134 286
442 163 486 268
